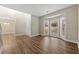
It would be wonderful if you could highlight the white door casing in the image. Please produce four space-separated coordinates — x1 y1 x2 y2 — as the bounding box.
43 20 49 36
43 15 66 40
49 17 60 37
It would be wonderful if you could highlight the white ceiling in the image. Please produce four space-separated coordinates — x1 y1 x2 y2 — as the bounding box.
0 4 73 16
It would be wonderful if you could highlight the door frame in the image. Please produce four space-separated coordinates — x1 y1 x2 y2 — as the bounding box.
43 19 50 36
43 14 66 40
49 17 60 37
59 16 66 40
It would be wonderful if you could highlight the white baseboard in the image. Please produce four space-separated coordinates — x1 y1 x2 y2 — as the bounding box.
40 34 78 44
16 34 40 37
2 32 15 35
16 34 25 36
31 34 40 37
61 38 78 44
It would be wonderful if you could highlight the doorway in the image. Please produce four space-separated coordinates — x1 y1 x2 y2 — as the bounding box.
43 16 65 39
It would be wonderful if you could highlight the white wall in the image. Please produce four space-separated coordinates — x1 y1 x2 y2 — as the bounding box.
0 19 15 34
0 6 17 20
0 6 27 35
0 6 39 36
1 23 15 34
40 5 78 43
0 6 16 34
31 15 39 36
0 5 32 36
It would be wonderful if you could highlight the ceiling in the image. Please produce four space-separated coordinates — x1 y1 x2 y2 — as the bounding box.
0 4 73 16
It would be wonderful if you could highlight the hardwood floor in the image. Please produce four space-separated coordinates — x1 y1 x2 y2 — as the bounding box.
1 34 79 54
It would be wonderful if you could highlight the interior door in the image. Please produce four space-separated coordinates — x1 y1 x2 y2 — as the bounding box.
43 20 49 36
60 16 65 39
49 17 60 37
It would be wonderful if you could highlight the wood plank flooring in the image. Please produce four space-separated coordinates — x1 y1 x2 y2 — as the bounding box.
1 34 79 54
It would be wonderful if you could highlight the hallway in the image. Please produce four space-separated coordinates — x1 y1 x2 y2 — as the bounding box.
1 34 78 54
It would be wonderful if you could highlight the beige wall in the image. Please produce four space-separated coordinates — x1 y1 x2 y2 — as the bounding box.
31 15 39 36
15 14 39 36
15 13 39 36
25 14 31 36
15 12 25 35
40 5 78 43
15 12 31 36
78 5 79 48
